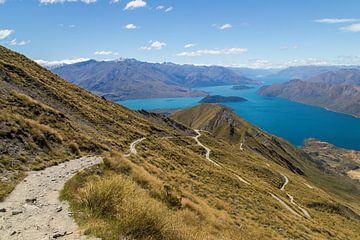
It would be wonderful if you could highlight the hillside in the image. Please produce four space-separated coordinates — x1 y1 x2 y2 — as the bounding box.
306 69 360 85
1 46 360 239
52 59 256 101
268 66 344 80
258 69 360 117
303 139 360 181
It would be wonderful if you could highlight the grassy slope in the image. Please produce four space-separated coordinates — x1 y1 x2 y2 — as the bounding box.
1 45 360 239
303 138 360 180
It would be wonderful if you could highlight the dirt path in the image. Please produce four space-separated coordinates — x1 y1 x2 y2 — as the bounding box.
124 137 146 157
286 193 311 219
193 130 220 167
270 193 301 217
280 173 289 191
0 156 102 240
278 173 311 219
240 143 244 151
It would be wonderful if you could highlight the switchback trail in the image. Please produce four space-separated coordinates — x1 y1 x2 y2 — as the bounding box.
0 156 103 240
279 173 311 219
124 137 146 157
193 130 220 167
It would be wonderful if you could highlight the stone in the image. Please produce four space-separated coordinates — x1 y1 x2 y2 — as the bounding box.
26 198 37 203
12 210 23 215
53 231 67 238
56 206 62 212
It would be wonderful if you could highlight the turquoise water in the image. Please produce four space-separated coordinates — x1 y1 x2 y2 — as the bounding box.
119 83 360 150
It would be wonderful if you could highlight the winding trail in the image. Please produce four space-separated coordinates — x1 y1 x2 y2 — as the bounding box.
124 137 146 157
235 175 251 185
280 173 289 191
193 130 220 167
270 193 301 217
0 156 103 240
286 193 311 219
240 143 244 151
278 173 311 219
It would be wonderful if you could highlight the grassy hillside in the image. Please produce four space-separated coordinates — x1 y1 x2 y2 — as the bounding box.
303 138 360 180
1 45 360 239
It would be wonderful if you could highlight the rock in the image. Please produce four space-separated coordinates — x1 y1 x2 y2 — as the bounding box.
10 231 17 236
12 210 23 215
53 231 67 238
26 198 37 204
0 208 6 212
56 206 62 212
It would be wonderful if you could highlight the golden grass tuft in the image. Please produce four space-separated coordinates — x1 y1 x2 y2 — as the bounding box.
63 172 214 240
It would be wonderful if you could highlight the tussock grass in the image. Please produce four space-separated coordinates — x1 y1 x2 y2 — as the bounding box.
63 172 210 240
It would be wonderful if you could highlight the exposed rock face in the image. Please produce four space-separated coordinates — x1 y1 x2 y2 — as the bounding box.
258 69 360 117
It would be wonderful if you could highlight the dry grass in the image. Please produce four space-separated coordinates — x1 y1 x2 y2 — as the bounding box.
63 171 215 240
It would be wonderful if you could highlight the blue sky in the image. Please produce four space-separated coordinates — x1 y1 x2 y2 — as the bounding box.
0 0 359 68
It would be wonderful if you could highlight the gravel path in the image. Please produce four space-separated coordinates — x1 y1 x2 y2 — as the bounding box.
124 138 146 157
193 130 220 167
0 156 102 240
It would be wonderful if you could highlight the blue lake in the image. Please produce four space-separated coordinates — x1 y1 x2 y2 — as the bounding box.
119 81 360 150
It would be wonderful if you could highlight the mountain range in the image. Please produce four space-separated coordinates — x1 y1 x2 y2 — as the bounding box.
268 65 360 80
52 59 257 101
1 45 360 239
258 69 360 117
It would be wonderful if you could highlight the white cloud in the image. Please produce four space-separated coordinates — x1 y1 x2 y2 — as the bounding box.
94 50 119 56
10 39 30 46
184 43 196 48
0 29 14 40
35 58 90 67
0 0 5 5
314 18 358 24
213 23 232 30
280 44 299 50
124 0 146 10
156 5 172 12
340 23 360 32
40 0 96 4
176 48 247 57
165 6 173 12
124 23 138 29
140 40 166 50
110 0 120 3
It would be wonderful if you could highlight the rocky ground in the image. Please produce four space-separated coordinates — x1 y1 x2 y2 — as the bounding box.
0 156 102 240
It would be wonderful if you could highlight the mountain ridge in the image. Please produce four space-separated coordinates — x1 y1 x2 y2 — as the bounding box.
258 69 360 117
52 59 257 101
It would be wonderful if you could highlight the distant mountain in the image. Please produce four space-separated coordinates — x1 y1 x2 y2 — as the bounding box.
268 65 360 80
52 59 257 101
258 69 360 117
229 67 280 78
307 69 360 85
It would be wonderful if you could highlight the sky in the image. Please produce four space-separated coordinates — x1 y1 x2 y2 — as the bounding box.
0 0 359 68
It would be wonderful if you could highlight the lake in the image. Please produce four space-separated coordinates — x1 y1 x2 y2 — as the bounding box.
119 82 360 150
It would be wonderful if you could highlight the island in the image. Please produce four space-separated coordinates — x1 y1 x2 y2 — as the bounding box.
231 85 254 90
199 95 247 103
